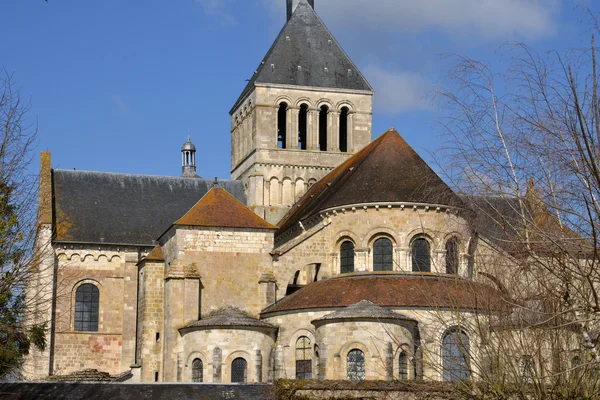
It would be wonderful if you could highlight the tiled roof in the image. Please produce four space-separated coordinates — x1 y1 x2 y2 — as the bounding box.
182 308 276 330
261 274 506 315
277 129 465 234
53 170 245 246
46 369 115 382
142 246 164 262
312 300 416 324
174 187 277 230
231 0 372 112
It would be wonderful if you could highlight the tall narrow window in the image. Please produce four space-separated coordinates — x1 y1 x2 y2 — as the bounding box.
347 349 365 380
446 238 459 274
231 358 247 383
519 355 535 383
278 102 288 149
295 336 313 379
298 104 308 150
340 241 355 273
339 107 349 152
442 329 470 382
319 105 329 151
373 238 393 271
412 238 431 272
192 358 203 382
399 351 408 380
74 283 99 332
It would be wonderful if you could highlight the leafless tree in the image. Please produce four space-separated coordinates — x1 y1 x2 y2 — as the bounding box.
430 13 600 398
0 67 46 379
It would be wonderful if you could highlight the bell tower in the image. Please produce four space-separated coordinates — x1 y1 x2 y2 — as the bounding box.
230 0 373 224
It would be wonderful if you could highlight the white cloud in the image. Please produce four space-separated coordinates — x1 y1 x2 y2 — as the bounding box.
113 95 128 113
196 0 236 25
363 65 434 114
265 0 559 40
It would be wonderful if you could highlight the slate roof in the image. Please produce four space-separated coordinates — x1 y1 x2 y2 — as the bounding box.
261 274 506 315
181 308 276 331
231 0 372 113
277 129 466 234
173 187 277 231
312 300 416 323
53 170 245 246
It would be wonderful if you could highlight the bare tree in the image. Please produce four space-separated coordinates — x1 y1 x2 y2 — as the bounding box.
0 67 46 379
430 14 600 398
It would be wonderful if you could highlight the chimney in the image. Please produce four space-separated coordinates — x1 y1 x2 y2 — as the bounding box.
287 0 315 21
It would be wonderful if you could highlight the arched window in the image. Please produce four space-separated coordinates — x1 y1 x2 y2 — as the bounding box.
192 358 203 382
519 355 535 383
399 351 408 380
373 238 393 271
339 107 349 152
446 238 459 274
347 349 365 380
319 105 328 151
340 241 355 273
295 336 313 379
277 102 288 149
442 329 470 382
412 238 431 273
298 104 308 150
231 357 247 383
74 283 99 332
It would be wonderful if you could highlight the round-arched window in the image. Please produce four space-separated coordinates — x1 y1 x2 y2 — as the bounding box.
412 238 431 272
442 329 470 382
74 283 99 332
192 358 203 382
373 238 393 271
347 349 365 380
340 241 355 273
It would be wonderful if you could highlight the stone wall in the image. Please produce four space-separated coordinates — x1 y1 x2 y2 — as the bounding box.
48 245 148 376
179 327 276 383
274 206 473 296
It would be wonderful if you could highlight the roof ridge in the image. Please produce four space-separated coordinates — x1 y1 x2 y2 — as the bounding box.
54 169 235 183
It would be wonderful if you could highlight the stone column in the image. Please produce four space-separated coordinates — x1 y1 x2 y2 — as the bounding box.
289 108 298 149
275 345 285 379
254 347 263 383
355 249 368 272
348 112 354 152
397 247 409 272
259 272 278 308
286 107 294 150
213 347 222 383
330 110 339 151
307 108 317 150
384 342 393 380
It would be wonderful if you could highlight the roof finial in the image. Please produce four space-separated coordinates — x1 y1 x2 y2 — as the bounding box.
287 0 315 21
213 177 219 187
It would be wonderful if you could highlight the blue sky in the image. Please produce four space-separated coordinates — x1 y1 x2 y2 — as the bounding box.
1 0 596 179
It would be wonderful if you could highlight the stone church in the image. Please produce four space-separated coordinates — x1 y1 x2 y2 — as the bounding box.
24 0 507 384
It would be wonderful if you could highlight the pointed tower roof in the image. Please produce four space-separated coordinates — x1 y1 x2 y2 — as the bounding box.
278 129 465 233
231 0 372 113
174 187 277 230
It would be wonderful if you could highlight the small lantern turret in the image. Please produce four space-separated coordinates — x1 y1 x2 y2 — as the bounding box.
181 137 199 178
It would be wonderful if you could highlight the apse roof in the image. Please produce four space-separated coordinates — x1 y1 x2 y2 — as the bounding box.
182 308 276 330
53 170 245 246
261 274 506 315
312 300 416 323
173 187 277 231
231 0 372 113
277 129 465 233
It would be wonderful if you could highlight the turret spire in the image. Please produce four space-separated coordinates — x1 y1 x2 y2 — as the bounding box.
181 137 199 178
